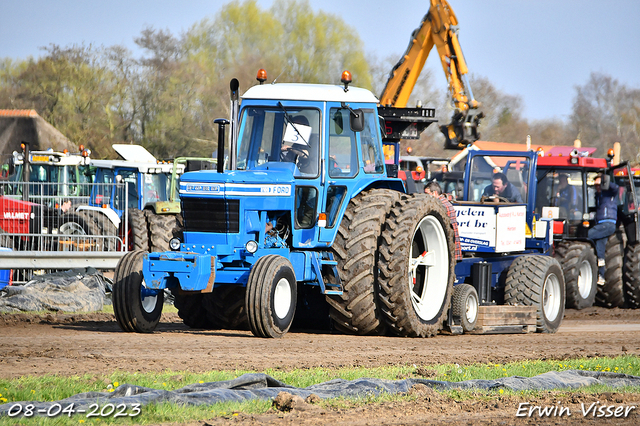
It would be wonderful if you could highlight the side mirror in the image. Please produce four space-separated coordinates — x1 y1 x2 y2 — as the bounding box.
350 109 364 132
601 174 611 191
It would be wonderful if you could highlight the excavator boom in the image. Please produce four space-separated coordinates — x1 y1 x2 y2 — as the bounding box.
379 0 483 149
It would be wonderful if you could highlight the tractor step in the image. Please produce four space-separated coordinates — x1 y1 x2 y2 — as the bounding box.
469 305 537 334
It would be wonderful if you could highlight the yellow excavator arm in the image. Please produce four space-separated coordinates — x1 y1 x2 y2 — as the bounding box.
379 0 483 149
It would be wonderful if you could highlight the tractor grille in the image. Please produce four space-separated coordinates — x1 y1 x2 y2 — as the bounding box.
182 198 240 233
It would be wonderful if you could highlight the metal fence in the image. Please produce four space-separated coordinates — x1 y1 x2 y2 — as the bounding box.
0 181 130 283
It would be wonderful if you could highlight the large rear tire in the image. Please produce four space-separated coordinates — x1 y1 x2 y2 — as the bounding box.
203 286 248 330
377 194 455 337
623 242 640 309
58 213 102 251
554 242 596 309
146 211 181 253
325 189 401 335
596 229 625 308
172 290 217 329
119 208 149 252
113 250 163 332
245 255 297 338
504 255 565 333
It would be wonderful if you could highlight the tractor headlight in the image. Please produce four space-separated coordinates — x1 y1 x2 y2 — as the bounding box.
169 237 181 251
245 240 258 254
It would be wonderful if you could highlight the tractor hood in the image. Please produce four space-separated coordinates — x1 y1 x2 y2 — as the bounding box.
178 162 295 198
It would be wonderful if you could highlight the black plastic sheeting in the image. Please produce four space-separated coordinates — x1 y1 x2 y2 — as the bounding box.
0 268 110 313
2 370 640 416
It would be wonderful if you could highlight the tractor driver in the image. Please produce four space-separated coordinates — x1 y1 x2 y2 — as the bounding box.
555 173 580 218
280 115 316 175
482 172 524 203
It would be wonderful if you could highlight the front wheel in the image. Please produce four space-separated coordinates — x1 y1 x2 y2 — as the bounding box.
504 255 565 333
245 255 297 338
113 250 163 332
554 242 596 309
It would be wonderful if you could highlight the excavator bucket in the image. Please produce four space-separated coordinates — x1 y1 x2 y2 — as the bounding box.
441 109 484 149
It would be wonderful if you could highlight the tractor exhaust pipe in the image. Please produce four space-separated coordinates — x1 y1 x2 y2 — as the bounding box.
229 78 240 171
214 118 229 173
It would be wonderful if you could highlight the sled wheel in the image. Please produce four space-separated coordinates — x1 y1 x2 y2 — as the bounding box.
452 284 479 333
505 255 565 333
245 255 296 338
113 250 163 332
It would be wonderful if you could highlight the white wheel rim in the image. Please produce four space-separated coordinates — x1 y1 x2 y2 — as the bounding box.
577 259 593 299
465 292 479 324
140 277 158 314
59 222 86 235
273 277 292 319
408 215 449 321
543 273 561 322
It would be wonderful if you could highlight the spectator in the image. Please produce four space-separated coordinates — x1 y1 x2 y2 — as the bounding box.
425 181 461 261
58 198 72 213
588 174 619 284
482 172 524 203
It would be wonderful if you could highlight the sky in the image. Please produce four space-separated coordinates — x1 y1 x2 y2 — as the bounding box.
1 0 639 122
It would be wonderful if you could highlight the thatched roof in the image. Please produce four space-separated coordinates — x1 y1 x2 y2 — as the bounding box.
0 110 77 156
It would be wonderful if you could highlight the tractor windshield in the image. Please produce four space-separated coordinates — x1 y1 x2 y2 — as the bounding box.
467 154 530 203
237 107 320 178
142 173 171 205
535 169 584 221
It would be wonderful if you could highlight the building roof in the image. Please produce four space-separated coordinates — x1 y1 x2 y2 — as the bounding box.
0 110 76 157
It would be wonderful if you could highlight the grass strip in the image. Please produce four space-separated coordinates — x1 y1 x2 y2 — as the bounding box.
1 355 639 425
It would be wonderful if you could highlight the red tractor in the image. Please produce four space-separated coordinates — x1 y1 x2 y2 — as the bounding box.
535 149 639 309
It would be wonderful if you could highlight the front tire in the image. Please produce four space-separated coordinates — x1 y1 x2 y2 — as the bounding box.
113 250 163 332
554 242 596 309
504 255 565 333
245 255 297 338
377 194 455 337
452 284 479 333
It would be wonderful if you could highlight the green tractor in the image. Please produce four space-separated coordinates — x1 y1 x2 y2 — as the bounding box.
142 158 217 252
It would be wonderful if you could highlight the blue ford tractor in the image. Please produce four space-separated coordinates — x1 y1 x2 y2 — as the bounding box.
112 71 457 338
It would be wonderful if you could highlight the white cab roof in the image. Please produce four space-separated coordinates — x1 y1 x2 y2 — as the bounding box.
113 144 157 163
242 83 379 104
90 159 176 173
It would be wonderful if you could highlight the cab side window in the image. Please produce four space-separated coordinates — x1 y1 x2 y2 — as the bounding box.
328 108 357 178
360 110 384 174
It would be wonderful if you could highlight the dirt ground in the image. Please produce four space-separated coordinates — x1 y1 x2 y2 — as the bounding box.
1 306 640 424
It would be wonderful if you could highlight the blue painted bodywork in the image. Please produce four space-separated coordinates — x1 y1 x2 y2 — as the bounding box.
142 96 405 293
